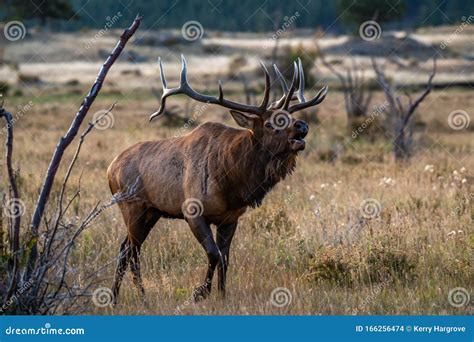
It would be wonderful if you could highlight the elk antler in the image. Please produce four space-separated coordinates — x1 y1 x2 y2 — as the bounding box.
289 59 328 113
269 61 297 110
149 55 271 121
150 55 328 121
270 58 328 113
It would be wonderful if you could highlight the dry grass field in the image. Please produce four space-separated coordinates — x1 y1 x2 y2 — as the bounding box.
3 81 472 314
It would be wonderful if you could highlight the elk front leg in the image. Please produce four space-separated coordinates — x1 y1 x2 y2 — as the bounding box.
186 216 223 301
216 221 238 296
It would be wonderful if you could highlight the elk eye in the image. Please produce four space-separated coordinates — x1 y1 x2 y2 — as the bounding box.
264 121 273 129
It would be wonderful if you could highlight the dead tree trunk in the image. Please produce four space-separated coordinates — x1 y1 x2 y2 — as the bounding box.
0 105 21 302
371 57 436 161
24 15 142 281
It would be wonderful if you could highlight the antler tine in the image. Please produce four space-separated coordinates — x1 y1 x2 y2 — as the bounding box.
274 64 289 93
150 55 272 121
218 79 224 101
282 62 299 110
158 57 167 88
278 57 329 113
180 53 188 84
288 85 329 113
150 54 191 121
258 61 271 111
149 57 173 121
149 55 192 121
297 58 306 102
269 64 300 110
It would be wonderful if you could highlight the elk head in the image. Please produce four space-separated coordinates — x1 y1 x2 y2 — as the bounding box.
149 55 328 157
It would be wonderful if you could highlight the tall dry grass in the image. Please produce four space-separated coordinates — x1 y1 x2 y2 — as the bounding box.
1 88 472 315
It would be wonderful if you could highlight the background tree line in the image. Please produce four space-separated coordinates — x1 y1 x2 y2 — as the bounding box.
1 0 473 32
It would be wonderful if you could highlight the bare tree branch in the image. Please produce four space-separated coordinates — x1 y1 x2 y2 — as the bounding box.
40 102 116 279
371 57 399 115
25 15 142 280
318 45 372 124
0 104 21 302
403 58 437 126
371 57 437 160
57 102 117 215
317 44 345 83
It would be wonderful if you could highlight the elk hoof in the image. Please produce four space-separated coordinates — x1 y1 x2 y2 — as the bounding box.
192 284 211 302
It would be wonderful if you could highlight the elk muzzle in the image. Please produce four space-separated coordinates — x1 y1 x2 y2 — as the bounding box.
289 119 308 151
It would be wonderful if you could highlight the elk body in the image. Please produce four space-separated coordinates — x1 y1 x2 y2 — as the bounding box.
108 55 328 303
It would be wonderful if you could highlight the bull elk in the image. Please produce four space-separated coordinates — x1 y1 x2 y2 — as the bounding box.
108 55 328 303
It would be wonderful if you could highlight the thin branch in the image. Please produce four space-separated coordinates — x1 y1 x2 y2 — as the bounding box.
317 44 346 85
57 102 117 214
42 103 115 276
371 56 437 160
403 57 437 126
25 15 142 280
371 57 399 116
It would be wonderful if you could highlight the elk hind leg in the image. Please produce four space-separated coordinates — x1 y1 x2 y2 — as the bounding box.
113 203 160 303
112 236 132 304
129 208 161 298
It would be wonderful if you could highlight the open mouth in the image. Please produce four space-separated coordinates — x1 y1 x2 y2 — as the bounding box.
289 135 306 151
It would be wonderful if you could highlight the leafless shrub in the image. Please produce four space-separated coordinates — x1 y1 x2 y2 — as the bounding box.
371 57 436 160
0 16 142 314
317 46 373 132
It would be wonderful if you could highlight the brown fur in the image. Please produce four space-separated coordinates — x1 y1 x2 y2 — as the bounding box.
108 108 312 303
108 122 297 224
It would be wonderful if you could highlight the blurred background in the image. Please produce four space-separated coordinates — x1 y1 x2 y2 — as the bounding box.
1 0 474 94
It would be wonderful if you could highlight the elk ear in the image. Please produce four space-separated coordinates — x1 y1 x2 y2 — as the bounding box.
229 110 259 129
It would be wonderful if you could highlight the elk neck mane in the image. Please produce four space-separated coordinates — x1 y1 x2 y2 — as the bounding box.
204 123 297 209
